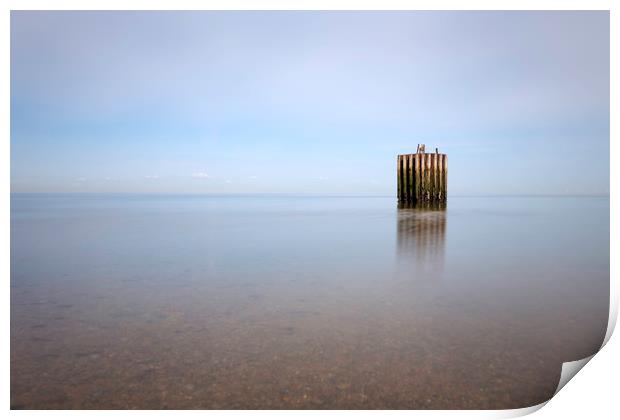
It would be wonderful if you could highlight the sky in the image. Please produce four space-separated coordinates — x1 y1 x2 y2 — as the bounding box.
11 11 609 195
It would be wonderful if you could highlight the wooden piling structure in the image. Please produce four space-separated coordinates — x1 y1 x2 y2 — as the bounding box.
397 144 447 204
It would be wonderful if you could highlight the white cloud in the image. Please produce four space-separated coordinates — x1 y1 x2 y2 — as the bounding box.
192 172 210 179
144 175 159 179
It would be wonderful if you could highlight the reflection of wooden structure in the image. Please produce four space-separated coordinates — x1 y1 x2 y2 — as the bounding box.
397 203 446 265
397 144 447 204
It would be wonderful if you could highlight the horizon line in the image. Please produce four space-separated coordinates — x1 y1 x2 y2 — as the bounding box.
9 192 611 198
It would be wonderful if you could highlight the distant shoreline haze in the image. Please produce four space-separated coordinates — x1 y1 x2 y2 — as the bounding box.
8 192 612 198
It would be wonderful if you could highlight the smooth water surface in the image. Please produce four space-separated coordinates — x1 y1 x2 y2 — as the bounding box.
10 194 609 409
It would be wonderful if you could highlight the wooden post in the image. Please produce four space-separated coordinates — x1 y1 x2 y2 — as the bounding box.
443 154 448 200
402 154 407 202
397 155 403 201
434 151 439 200
415 153 421 201
420 150 426 200
407 154 414 201
404 155 412 201
431 152 437 200
397 145 447 205
437 154 444 200
425 154 432 200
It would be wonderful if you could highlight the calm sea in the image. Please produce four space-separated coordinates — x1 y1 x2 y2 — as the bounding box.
10 194 609 409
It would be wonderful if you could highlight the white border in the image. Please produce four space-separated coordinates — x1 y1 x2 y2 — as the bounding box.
3 1 616 419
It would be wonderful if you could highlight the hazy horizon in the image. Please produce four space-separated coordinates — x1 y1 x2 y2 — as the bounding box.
9 192 611 197
11 11 610 195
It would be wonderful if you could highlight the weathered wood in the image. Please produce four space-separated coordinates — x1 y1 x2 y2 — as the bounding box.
414 153 421 200
443 154 448 200
437 154 444 200
434 152 439 199
397 145 447 204
406 155 410 200
420 153 425 200
425 154 432 200
397 156 404 199
407 155 415 200
431 152 437 200
402 155 406 200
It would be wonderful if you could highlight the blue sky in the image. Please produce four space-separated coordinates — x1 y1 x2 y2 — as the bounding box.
11 11 609 195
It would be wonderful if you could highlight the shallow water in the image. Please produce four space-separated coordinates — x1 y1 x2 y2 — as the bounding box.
10 194 609 409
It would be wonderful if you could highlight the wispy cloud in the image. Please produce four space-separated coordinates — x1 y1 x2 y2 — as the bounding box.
144 175 160 179
192 172 210 179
